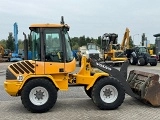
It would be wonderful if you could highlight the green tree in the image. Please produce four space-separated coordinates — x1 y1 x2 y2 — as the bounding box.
70 37 79 49
72 43 79 50
79 35 86 46
70 37 80 50
86 37 91 43
18 39 24 49
6 32 14 51
0 39 6 48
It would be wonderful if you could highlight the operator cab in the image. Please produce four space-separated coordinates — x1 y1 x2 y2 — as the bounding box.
134 46 148 53
27 17 76 74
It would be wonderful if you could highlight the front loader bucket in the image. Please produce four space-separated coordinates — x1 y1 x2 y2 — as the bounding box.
127 70 160 106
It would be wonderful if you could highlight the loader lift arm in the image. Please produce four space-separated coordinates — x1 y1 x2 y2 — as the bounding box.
90 58 135 97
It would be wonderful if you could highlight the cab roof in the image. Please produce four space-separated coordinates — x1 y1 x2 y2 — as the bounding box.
29 23 69 29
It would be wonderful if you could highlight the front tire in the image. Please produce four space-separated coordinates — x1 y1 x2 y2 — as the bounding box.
129 55 137 65
91 77 125 110
84 86 92 98
137 58 145 66
21 78 57 113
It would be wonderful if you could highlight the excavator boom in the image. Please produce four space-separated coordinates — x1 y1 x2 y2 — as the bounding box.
121 28 130 50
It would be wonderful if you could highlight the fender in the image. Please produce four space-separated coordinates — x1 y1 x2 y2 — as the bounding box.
19 75 60 90
131 52 137 58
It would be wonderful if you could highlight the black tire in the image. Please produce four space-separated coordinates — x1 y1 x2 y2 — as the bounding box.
129 55 137 65
84 86 92 98
137 58 145 66
144 60 148 65
21 78 57 113
150 62 157 66
91 77 125 110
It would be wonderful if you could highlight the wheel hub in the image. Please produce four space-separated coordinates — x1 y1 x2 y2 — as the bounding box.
34 90 44 100
103 88 112 98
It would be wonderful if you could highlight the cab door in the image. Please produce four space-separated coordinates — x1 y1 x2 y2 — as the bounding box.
44 28 65 74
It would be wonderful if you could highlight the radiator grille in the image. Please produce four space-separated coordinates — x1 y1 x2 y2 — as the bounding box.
10 61 35 74
89 53 99 59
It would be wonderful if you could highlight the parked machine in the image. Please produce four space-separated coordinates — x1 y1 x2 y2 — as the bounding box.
10 22 23 62
101 29 128 65
0 44 11 62
78 43 101 66
122 28 157 66
4 17 160 113
85 43 101 59
127 46 157 66
153 33 160 61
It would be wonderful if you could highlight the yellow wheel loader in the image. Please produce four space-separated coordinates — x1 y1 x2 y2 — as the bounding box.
4 17 160 113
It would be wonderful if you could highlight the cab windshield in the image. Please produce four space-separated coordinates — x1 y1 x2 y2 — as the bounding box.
138 47 147 53
64 31 74 62
88 44 97 50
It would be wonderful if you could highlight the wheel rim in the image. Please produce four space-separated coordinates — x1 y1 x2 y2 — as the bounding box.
29 86 49 106
100 85 118 103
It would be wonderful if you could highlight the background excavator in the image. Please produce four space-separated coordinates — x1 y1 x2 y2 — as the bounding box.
101 29 129 65
4 17 160 113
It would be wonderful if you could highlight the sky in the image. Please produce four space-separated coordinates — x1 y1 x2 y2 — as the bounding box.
0 0 160 45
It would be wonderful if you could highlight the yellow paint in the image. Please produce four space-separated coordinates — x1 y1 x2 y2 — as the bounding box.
29 24 69 29
4 56 110 96
4 81 22 96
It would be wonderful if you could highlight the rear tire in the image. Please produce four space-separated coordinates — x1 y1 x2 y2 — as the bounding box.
150 62 157 66
21 78 57 113
91 77 125 110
